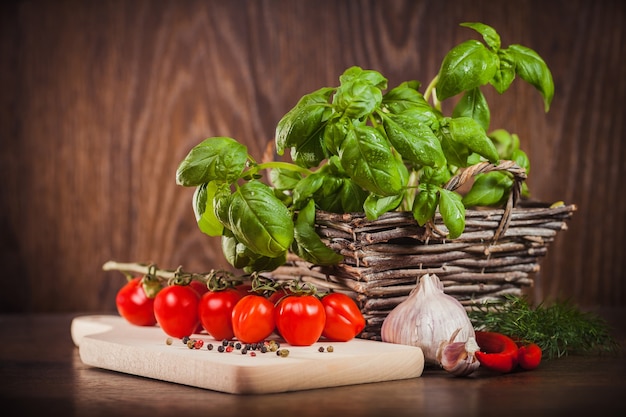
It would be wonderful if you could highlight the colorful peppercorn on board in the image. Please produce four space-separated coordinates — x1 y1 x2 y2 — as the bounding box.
71 315 425 394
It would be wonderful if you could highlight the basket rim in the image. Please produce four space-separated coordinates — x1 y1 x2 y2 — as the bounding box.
314 200 577 232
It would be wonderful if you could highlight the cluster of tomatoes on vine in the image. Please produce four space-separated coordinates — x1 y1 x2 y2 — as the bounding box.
115 266 366 346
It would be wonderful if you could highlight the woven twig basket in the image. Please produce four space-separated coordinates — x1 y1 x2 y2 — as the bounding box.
264 160 577 340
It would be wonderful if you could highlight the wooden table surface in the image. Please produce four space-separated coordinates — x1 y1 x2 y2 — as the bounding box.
1 311 624 417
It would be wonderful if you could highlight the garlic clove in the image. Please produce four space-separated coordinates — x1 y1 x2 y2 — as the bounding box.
438 328 480 377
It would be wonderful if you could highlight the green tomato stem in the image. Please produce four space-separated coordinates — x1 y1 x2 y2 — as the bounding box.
102 260 244 288
103 261 178 280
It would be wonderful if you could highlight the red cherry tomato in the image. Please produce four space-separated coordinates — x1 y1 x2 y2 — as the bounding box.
266 288 295 339
274 295 326 346
198 288 243 340
231 294 275 344
320 292 365 342
153 284 201 338
268 287 295 306
188 280 210 333
115 277 157 326
189 280 209 297
235 282 254 297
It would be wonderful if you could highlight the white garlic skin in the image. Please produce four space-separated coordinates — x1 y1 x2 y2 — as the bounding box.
380 273 476 365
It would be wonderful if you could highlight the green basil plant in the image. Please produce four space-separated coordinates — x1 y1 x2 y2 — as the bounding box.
176 22 554 273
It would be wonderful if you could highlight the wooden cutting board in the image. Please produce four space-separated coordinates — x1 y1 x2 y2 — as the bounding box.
71 315 424 394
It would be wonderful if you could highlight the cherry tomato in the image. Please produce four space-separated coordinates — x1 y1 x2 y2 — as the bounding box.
320 292 365 342
188 280 210 333
266 288 295 339
153 284 201 338
235 282 254 297
189 280 209 297
198 288 243 340
231 294 275 343
274 295 326 346
268 287 295 306
115 277 157 326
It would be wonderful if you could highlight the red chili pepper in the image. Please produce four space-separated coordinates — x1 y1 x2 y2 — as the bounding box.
475 331 519 373
516 342 542 370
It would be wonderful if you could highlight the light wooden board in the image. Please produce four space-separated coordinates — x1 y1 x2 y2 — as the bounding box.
71 315 424 394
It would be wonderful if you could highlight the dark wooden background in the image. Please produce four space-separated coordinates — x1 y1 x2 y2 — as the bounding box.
1 0 624 313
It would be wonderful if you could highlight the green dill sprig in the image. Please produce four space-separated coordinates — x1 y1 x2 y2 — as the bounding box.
468 295 621 359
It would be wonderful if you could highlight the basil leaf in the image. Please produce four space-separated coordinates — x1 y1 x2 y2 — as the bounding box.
272 187 293 207
289 132 327 168
296 160 368 213
462 171 513 207
323 115 350 156
222 229 287 272
221 228 254 269
337 179 370 212
489 129 518 159
510 148 531 198
445 117 499 163
213 183 233 228
338 125 408 196
383 83 442 129
311 175 343 212
412 184 439 226
292 172 325 209
313 158 368 212
440 130 470 168
390 105 442 132
193 182 224 237
452 88 490 132
512 148 530 173
382 113 446 168
382 81 426 113
333 79 383 119
227 180 294 258
269 167 302 191
275 87 333 156
439 188 465 239
193 182 208 221
363 193 404 220
460 22 501 51
436 40 499 101
243 252 287 274
292 199 343 265
508 44 555 112
333 66 386 119
419 165 452 186
176 137 248 186
491 48 516 94
339 66 388 89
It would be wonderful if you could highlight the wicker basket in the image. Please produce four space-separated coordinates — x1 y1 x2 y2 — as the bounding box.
264 161 577 340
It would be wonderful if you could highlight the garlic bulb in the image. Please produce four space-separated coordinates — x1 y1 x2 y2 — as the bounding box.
381 273 476 367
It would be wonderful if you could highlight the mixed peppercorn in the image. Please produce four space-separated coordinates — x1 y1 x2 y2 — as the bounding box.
172 335 334 358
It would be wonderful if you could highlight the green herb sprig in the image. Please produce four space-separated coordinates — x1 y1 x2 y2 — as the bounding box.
468 295 621 359
175 22 555 274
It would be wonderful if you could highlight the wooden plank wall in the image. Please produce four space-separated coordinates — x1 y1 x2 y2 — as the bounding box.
1 0 624 312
